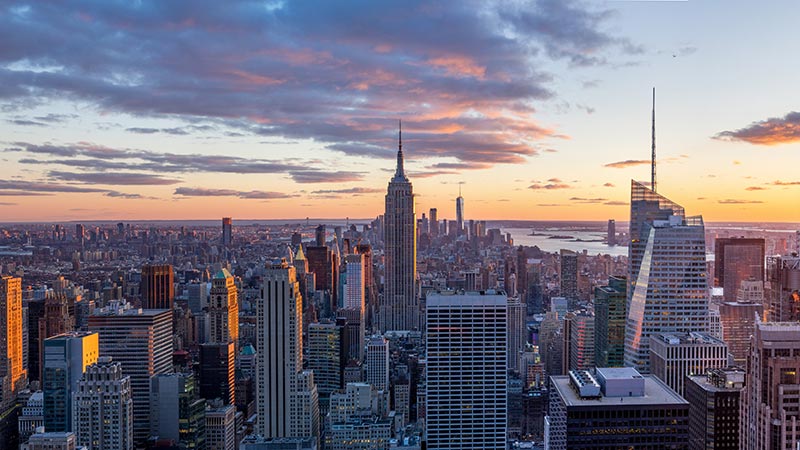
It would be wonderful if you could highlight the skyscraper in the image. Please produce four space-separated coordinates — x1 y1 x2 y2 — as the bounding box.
685 367 744 450
565 312 594 372
88 303 173 445
455 185 464 237
507 297 525 372
559 250 578 308
72 356 134 450
365 335 389 392
429 208 438 237
0 275 26 410
765 255 800 322
140 264 174 310
207 268 238 345
714 237 765 302
426 291 507 450
43 332 99 432
257 261 319 443
380 125 418 332
222 217 232 247
625 181 709 373
741 320 800 449
607 219 616 246
199 341 235 405
594 276 626 367
649 332 728 397
150 373 206 449
307 321 343 400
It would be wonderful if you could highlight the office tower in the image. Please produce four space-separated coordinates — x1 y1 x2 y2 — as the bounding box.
549 297 568 319
594 276 626 367
714 237 765 302
539 311 563 378
150 373 206 449
205 404 236 450
88 304 173 445
559 250 578 308
428 208 438 237
187 282 208 316
354 244 376 328
72 357 133 450
43 332 99 432
1 275 26 410
337 310 363 363
546 368 689 450
19 391 44 444
308 321 343 406
455 186 464 236
507 297 525 372
325 383 391 450
649 332 729 397
199 341 235 405
426 291 507 450
37 291 74 383
257 261 319 443
365 335 389 391
26 298 44 383
208 268 238 345
140 264 175 310
765 255 800 322
685 367 744 450
343 254 364 312
218 217 232 248
381 127 418 332
625 181 709 373
564 312 594 372
25 432 78 450
607 219 616 245
306 246 336 316
719 300 762 366
741 320 800 449
315 224 326 247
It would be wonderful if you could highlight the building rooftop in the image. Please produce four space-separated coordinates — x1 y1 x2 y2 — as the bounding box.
551 373 687 407
427 290 507 307
651 331 727 347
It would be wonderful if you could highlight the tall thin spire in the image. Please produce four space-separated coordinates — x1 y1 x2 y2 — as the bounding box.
395 120 405 179
651 87 656 193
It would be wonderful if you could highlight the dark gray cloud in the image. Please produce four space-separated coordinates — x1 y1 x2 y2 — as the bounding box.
174 187 295 199
105 191 147 199
0 0 636 168
0 180 107 193
715 111 800 145
289 170 365 184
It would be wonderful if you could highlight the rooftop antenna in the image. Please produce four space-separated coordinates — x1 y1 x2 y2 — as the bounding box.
651 87 656 192
458 181 464 197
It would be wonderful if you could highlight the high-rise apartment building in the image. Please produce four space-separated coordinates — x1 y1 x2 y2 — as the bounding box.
380 128 418 332
222 217 232 246
649 332 729 397
0 275 26 410
365 335 389 392
257 261 319 444
625 181 709 373
43 332 99 432
714 237 765 302
559 250 578 308
546 368 689 450
594 276 626 367
72 356 133 450
426 291 507 450
88 303 173 445
741 320 800 450
140 264 174 310
686 367 744 450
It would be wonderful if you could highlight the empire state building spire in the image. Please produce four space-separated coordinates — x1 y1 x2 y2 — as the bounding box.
394 120 406 180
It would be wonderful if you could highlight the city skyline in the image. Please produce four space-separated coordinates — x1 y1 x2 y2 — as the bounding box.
2 1 800 222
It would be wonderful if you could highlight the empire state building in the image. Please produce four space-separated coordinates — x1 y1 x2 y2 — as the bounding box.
380 124 419 332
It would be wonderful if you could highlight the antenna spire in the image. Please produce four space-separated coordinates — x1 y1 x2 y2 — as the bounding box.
394 120 405 179
651 87 656 193
399 119 402 152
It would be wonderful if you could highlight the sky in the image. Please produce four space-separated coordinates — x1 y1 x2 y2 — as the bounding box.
2 0 800 222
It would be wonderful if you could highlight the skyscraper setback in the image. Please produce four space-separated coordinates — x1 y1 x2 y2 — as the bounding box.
380 125 419 332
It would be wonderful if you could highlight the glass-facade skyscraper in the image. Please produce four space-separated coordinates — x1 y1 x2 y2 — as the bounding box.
625 181 709 373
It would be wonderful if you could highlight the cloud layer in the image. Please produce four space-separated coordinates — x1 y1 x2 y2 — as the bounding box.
716 112 800 145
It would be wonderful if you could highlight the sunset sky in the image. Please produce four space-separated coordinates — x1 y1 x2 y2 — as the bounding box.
2 0 800 222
